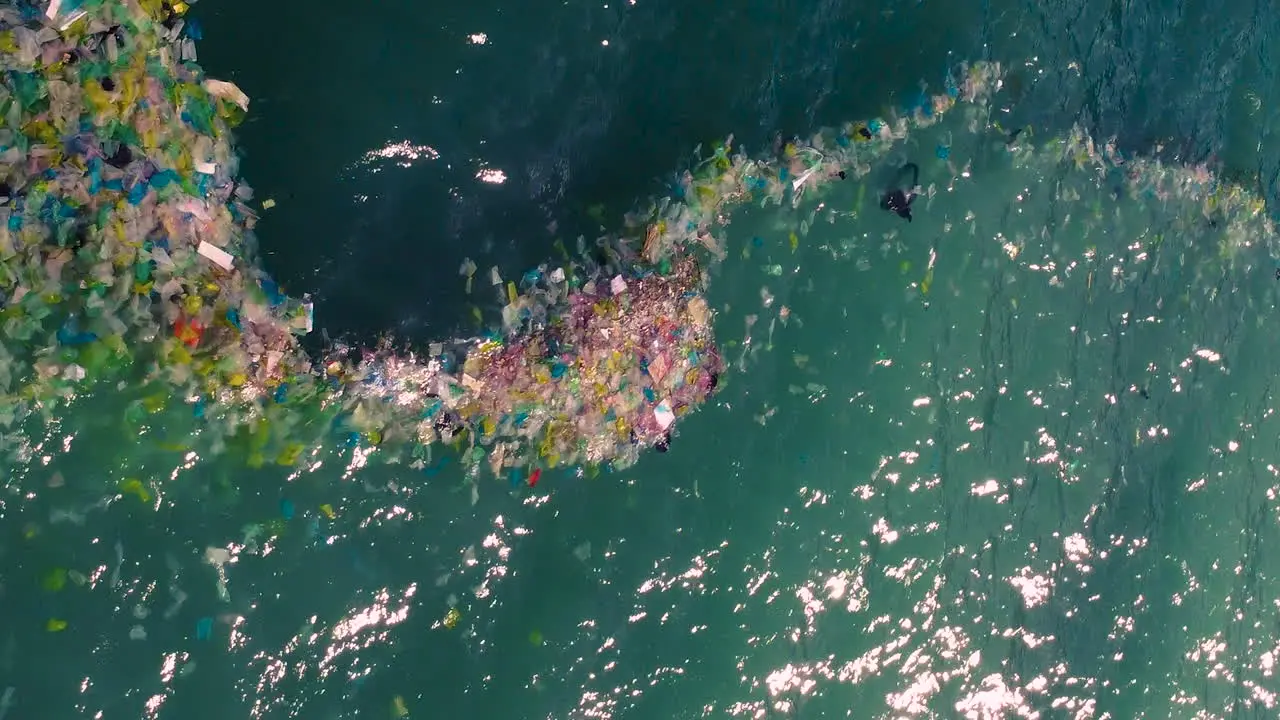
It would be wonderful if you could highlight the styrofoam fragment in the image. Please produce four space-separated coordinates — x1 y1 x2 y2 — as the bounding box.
196 162 217 175
302 299 314 333
45 0 62 20
654 400 675 430
611 275 626 295
205 547 230 566
202 79 250 111
197 241 234 270
489 266 502 285
550 267 565 283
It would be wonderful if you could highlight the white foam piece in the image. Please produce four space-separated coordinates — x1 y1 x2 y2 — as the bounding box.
45 0 62 19
204 547 230 566
654 400 675 430
611 275 627 295
195 161 217 175
197 241 234 270
550 267 565 283
202 79 250 111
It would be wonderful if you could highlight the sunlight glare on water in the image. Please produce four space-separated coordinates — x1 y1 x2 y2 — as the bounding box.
5 0 1280 718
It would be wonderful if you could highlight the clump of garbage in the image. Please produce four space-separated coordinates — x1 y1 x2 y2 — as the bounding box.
3 0 1268 480
0 0 724 476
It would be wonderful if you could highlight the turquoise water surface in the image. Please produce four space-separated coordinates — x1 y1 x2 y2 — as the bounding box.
6 0 1280 718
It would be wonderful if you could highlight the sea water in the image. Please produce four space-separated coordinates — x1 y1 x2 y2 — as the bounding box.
5 0 1280 718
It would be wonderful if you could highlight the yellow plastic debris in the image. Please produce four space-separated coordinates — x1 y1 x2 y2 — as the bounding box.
47 618 68 632
142 393 167 413
119 478 152 503
43 568 68 592
277 443 304 466
391 696 409 718
443 607 461 630
319 504 336 520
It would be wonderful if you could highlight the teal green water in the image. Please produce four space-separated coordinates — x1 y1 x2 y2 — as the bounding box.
7 1 1280 719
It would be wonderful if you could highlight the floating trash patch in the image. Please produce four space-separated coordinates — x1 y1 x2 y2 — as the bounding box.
0 0 1273 489
5 3 1280 719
